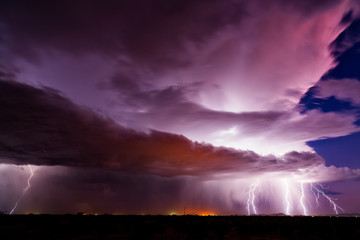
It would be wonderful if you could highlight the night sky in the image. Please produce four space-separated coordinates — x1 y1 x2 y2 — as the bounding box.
1 0 360 215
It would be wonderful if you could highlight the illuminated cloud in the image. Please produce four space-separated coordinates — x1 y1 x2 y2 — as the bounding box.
124 102 359 154
0 78 326 178
316 78 360 105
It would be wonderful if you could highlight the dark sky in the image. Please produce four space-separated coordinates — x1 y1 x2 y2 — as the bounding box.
0 0 360 215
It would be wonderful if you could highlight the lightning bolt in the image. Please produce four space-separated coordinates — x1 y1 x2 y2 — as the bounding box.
310 183 344 215
299 181 308 216
283 179 290 215
310 183 321 207
246 179 260 215
10 165 34 215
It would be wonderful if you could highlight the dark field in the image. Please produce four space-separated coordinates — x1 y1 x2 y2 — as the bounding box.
1 215 359 239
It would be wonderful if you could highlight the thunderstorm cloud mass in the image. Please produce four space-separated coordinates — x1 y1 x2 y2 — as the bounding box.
1 0 360 215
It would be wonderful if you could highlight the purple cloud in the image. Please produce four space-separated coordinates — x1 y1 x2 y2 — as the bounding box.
0 76 325 178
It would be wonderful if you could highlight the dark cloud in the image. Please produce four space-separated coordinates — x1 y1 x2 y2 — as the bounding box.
277 0 342 16
0 76 324 177
0 0 246 69
0 0 345 70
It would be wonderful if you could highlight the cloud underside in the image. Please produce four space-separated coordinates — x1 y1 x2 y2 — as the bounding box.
0 78 325 178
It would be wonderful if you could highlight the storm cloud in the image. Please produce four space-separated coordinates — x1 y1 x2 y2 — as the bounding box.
1 0 360 215
0 77 324 177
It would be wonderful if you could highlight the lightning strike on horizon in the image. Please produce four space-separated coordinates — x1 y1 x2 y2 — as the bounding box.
10 165 34 215
246 179 260 215
283 179 290 215
239 176 345 216
310 183 343 215
300 181 308 216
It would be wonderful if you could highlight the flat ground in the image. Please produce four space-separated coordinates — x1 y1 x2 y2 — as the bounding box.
0 215 359 239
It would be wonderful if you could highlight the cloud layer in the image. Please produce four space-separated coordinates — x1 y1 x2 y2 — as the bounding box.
0 77 326 178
